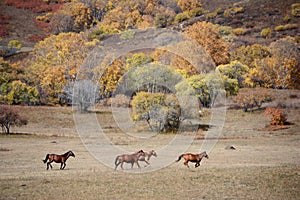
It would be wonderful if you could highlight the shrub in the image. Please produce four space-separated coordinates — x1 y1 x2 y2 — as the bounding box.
264 107 287 125
224 7 244 17
188 7 206 17
174 12 189 23
275 24 298 31
232 28 247 35
111 94 130 107
292 3 300 17
260 28 272 38
283 15 291 22
8 40 22 49
274 25 285 31
233 88 273 112
206 11 217 19
284 23 298 30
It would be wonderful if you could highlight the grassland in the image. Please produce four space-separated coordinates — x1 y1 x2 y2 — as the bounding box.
0 90 300 199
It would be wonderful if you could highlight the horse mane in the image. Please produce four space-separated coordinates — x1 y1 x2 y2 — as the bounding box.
63 151 72 156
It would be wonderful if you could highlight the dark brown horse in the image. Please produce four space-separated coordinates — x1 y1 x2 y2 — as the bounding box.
115 150 145 170
176 151 208 168
43 150 75 170
138 150 157 165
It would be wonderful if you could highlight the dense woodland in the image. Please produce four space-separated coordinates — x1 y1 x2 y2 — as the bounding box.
0 0 299 131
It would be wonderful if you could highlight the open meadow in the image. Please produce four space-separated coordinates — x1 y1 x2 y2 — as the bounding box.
0 92 300 199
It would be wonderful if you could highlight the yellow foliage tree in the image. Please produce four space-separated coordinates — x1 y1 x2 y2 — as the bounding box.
28 32 94 104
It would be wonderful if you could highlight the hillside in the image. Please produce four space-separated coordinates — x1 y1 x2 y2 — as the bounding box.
0 0 299 49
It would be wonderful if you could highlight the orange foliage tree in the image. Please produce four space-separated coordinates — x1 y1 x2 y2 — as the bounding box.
264 107 287 125
185 22 230 66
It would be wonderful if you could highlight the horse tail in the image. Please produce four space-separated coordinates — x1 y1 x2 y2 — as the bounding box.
114 156 120 169
43 154 49 163
176 154 184 162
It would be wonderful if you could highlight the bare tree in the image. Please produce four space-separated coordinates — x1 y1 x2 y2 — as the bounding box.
73 79 99 113
0 105 28 134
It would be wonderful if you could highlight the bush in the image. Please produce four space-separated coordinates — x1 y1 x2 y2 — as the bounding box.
224 7 244 17
111 94 130 107
264 107 287 125
232 28 247 35
233 88 273 112
275 24 298 31
292 3 300 17
260 28 272 38
8 40 22 49
174 12 189 23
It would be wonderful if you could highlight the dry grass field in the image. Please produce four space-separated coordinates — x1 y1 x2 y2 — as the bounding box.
0 91 300 199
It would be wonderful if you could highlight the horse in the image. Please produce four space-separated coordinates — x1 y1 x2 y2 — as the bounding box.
176 151 208 168
43 150 75 170
115 150 145 170
138 150 157 165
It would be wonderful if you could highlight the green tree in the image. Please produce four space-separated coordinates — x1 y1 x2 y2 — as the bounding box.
216 60 249 90
0 58 39 105
131 92 181 132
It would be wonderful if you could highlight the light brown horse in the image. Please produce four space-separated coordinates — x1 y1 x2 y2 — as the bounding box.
138 150 157 165
115 150 145 170
176 151 208 168
43 150 75 170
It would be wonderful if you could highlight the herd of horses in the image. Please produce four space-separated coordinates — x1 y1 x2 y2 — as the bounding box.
42 150 209 170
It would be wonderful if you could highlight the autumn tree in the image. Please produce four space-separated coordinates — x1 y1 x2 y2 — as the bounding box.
27 32 94 104
245 37 300 89
50 1 92 34
151 49 198 77
131 92 181 132
231 44 271 68
233 88 272 112
175 72 223 107
127 63 183 94
216 60 249 92
0 105 28 134
185 21 230 66
0 58 39 105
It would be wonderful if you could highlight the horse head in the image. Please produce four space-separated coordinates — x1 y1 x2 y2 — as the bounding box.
137 150 145 156
150 150 157 157
68 151 75 157
203 151 209 159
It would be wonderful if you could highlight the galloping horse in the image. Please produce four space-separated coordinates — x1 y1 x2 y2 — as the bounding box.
43 150 75 170
115 150 145 170
138 150 157 165
176 151 208 168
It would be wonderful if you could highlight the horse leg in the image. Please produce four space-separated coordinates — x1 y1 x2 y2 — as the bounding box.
136 161 141 168
115 161 120 170
47 161 53 170
131 161 134 169
195 162 200 168
62 162 66 170
120 162 124 170
184 160 189 168
145 160 150 165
